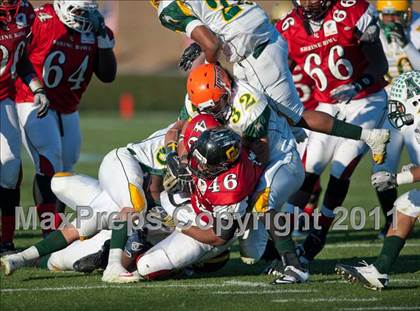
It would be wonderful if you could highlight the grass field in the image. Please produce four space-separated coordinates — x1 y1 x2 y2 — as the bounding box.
1 112 419 311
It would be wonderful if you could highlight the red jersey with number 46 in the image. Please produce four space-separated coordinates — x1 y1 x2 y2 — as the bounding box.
278 0 386 104
15 4 113 113
0 0 35 101
191 149 263 221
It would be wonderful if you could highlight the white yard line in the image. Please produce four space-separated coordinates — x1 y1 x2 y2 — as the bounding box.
0 281 314 294
325 243 420 248
273 298 379 303
340 307 420 311
212 289 317 295
323 279 420 284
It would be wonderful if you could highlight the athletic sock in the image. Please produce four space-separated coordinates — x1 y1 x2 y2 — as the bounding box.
373 235 405 274
33 230 68 257
376 188 398 226
108 221 128 265
0 187 20 243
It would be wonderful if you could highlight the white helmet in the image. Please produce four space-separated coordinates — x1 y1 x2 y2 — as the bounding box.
54 0 98 33
388 71 420 129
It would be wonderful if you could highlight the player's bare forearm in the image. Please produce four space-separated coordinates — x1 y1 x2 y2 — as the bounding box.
182 226 226 246
190 25 220 63
165 120 185 146
94 49 117 83
360 41 388 82
297 110 334 133
410 166 420 183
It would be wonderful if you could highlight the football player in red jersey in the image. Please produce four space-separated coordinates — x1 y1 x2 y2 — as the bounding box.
277 0 390 264
14 0 117 235
0 0 49 253
137 124 264 280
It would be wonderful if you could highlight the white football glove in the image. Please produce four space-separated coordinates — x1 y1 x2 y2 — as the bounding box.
361 129 390 164
291 127 308 143
33 89 49 118
371 171 397 192
330 84 358 103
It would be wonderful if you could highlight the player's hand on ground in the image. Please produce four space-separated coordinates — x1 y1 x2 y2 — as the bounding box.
330 84 358 103
33 89 49 118
179 43 202 71
371 171 397 192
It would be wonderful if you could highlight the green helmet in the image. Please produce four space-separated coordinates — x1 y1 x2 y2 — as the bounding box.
388 71 420 129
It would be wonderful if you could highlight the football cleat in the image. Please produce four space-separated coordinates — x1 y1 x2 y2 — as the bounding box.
73 240 110 273
362 129 390 164
102 263 140 283
272 265 309 284
0 253 25 276
264 259 284 276
0 242 16 255
335 262 389 290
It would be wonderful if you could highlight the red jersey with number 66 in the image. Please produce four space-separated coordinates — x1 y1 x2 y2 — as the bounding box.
292 65 318 111
0 0 35 101
277 0 386 104
15 4 114 113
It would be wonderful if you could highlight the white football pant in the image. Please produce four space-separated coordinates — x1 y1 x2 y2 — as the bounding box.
16 103 81 173
0 98 21 189
305 90 388 178
47 230 111 271
233 30 304 125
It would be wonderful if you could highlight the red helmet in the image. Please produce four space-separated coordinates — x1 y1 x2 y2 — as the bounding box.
0 0 20 24
292 0 335 21
183 114 221 153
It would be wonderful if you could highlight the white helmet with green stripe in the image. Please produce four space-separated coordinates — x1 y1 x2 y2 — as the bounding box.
388 71 420 129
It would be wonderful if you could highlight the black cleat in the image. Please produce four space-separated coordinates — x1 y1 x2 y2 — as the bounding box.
73 240 110 273
0 242 16 255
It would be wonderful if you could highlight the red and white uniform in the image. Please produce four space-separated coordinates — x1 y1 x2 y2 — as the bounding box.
278 0 388 184
278 0 386 103
191 149 263 223
15 3 114 174
292 65 317 111
0 0 34 189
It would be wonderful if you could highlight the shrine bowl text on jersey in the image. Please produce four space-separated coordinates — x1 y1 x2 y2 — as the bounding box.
278 0 386 103
14 4 114 113
0 0 35 101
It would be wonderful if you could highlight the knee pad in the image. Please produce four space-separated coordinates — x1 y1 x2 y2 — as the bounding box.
47 252 66 272
239 224 269 265
395 190 420 218
136 248 174 280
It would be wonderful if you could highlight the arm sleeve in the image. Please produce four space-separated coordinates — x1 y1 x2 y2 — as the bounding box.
178 105 191 121
159 1 201 34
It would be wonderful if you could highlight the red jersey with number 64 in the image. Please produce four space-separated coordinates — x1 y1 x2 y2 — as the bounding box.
15 4 114 113
278 0 386 104
0 0 35 101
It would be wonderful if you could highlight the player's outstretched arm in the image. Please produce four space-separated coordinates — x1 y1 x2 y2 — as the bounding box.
190 25 221 64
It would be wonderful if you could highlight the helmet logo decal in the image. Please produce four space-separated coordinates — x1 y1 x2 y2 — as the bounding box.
225 146 239 163
405 77 420 101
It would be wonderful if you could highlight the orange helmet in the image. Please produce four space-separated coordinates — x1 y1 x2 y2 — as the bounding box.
0 0 20 23
187 64 232 121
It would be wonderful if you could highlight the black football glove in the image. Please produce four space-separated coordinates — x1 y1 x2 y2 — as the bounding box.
179 43 202 71
88 10 107 37
163 152 194 194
